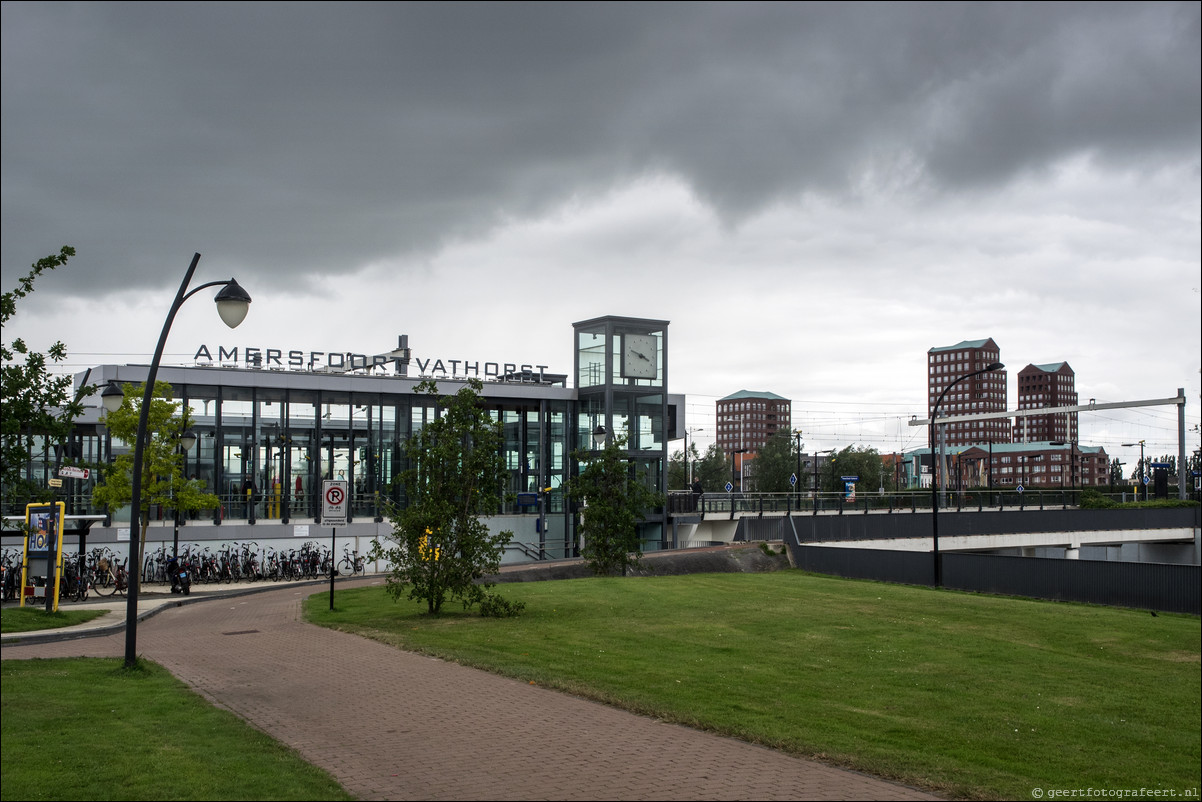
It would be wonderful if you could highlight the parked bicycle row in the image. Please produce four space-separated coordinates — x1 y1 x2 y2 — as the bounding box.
142 541 368 586
2 539 369 605
2 545 129 604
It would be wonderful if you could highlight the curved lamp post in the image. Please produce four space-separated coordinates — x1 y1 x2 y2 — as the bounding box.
930 361 1003 587
121 253 250 667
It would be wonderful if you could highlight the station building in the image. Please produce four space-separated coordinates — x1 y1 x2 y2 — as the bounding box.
12 316 683 564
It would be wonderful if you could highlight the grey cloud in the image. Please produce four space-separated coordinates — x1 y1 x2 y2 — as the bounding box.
2 2 1197 294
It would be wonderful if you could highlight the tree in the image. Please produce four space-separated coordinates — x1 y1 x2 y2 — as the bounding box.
692 443 730 495
820 445 884 495
667 440 702 490
91 381 219 592
0 247 93 507
371 380 518 616
1153 455 1177 477
566 432 665 576
1108 458 1125 485
748 430 798 492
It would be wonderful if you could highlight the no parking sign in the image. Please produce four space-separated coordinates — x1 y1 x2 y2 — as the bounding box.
321 480 348 527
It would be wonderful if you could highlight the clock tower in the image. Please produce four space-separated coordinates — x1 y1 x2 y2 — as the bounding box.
572 315 670 548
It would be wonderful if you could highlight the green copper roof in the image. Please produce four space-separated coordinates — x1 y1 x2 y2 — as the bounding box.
720 390 790 401
929 338 993 352
905 441 1106 457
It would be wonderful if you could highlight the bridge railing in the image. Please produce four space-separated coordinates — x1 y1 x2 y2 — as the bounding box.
666 489 1142 518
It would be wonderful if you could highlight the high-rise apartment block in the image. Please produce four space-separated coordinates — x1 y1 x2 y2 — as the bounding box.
1014 362 1077 443
716 390 791 456
927 338 1009 447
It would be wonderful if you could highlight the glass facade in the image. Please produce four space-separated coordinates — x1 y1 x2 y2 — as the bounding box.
7 317 681 563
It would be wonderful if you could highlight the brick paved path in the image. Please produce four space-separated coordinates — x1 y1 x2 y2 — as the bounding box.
2 582 942 801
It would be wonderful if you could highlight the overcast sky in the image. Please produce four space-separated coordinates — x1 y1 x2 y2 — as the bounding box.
3 2 1199 469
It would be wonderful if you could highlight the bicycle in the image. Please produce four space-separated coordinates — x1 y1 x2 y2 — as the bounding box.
144 545 169 585
1 549 21 602
336 547 367 579
59 557 90 602
91 549 118 597
240 541 262 581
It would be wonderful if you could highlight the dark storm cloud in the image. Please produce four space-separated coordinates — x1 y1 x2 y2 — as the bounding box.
2 1 1197 293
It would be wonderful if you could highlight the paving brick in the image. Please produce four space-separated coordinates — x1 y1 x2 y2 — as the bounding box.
2 582 942 801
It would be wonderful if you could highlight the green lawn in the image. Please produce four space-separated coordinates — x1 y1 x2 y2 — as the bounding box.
1 658 353 802
306 570 1201 800
1 604 109 633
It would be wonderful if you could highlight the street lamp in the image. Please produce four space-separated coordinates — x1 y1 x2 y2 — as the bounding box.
812 448 835 514
1121 440 1146 501
793 429 803 507
121 253 250 668
1050 440 1077 495
171 427 196 562
731 448 749 492
930 361 1003 587
100 381 124 414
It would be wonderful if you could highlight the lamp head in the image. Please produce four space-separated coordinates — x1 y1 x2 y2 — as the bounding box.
592 425 608 448
985 362 1004 371
101 381 124 413
214 278 252 328
179 429 197 452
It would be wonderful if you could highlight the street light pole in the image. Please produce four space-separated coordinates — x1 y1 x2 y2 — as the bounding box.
930 361 1004 587
121 253 250 668
793 429 803 508
812 448 835 514
1122 440 1146 501
171 427 196 562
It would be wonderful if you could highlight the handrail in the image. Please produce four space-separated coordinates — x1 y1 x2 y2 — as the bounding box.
664 489 1162 518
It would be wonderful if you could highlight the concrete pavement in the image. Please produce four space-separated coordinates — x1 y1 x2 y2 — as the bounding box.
2 577 943 801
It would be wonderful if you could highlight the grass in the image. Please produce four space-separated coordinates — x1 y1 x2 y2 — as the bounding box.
0 658 354 802
1 605 109 633
305 571 1201 800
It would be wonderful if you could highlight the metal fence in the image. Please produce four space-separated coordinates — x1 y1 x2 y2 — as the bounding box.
666 489 1146 519
787 543 1200 614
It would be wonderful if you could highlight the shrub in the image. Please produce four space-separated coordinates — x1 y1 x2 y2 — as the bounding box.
1079 489 1117 509
479 593 526 618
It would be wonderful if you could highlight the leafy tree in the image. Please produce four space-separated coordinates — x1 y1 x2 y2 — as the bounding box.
1153 455 1177 477
0 247 93 507
91 381 219 591
371 380 518 616
667 440 702 490
566 431 665 576
1108 458 1126 485
820 445 884 494
748 430 799 492
692 443 730 495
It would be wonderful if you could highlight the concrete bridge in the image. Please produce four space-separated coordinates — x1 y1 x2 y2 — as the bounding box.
668 493 1201 565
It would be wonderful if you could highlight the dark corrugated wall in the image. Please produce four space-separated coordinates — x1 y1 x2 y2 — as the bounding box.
790 544 1200 614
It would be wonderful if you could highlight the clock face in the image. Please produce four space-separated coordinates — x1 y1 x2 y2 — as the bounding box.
621 333 658 379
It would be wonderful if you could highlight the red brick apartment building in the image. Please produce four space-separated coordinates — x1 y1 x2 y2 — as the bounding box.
1014 362 1077 443
927 338 1009 447
716 390 792 462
